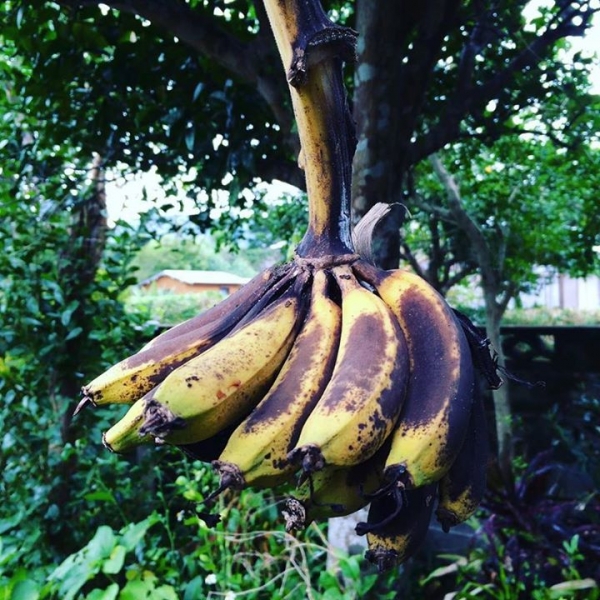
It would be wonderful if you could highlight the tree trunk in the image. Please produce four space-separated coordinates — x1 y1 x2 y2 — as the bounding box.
483 292 513 485
48 154 108 554
351 2 406 269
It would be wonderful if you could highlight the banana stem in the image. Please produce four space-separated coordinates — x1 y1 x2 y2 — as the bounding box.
262 0 357 258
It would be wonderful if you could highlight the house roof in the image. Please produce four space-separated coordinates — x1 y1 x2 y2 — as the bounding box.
141 269 252 287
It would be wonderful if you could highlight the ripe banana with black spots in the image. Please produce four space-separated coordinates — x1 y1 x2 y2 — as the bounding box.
103 273 309 452
353 260 475 489
212 268 342 490
289 263 410 473
78 263 294 412
436 384 489 532
283 440 389 531
140 264 291 351
357 483 437 572
76 0 496 573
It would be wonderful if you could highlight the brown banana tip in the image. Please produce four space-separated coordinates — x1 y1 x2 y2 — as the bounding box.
355 521 370 537
211 461 246 491
101 432 115 453
73 396 94 417
383 463 408 484
281 497 307 532
365 548 399 573
288 445 325 473
435 507 459 533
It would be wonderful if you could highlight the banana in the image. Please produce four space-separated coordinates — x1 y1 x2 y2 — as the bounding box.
289 263 410 473
353 260 475 489
357 483 437 572
178 419 251 464
283 440 389 531
102 399 151 452
102 272 310 452
212 268 342 491
140 263 292 351
436 384 489 532
78 263 295 412
102 402 250 460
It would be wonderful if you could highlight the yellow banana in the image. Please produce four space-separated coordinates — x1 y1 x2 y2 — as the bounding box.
102 398 151 452
358 483 437 572
353 260 475 489
213 268 342 490
103 273 309 452
436 385 489 532
283 441 388 531
79 263 294 412
139 263 291 351
289 263 410 473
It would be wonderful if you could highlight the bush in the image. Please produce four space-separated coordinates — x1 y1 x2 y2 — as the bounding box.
123 289 225 327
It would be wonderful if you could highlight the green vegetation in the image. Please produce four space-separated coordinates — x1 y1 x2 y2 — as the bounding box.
1 0 599 598
130 234 278 283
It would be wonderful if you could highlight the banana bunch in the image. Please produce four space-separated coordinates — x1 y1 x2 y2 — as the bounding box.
75 0 499 572
80 251 494 570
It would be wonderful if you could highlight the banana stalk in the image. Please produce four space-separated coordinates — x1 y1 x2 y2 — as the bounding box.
262 0 358 259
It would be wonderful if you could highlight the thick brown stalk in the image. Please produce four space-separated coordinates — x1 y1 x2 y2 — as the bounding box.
262 0 357 259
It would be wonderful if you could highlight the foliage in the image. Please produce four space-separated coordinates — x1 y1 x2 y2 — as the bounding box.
124 289 226 327
423 536 599 600
501 308 600 327
2 2 600 599
3 0 599 255
421 460 600 599
130 233 276 282
420 386 600 600
402 137 600 297
1 454 400 599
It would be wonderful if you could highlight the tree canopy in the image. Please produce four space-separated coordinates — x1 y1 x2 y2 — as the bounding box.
3 0 599 266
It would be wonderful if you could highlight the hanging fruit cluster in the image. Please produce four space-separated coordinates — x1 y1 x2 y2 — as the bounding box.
77 0 500 572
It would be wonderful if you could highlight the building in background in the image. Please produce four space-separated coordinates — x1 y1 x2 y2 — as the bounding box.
140 269 251 295
520 274 600 310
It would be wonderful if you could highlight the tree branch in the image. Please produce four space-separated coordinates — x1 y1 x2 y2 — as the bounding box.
57 0 298 158
429 153 498 291
411 1 599 164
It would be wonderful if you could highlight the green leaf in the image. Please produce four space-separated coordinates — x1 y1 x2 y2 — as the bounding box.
321 588 344 600
86 526 117 562
61 301 79 326
84 584 119 600
101 545 126 575
548 579 598 598
53 562 94 600
120 516 157 552
83 490 116 503
183 576 204 600
10 579 40 600
339 556 360 582
118 580 155 600
65 326 83 341
153 585 179 600
318 570 341 591
185 127 195 152
0 513 24 535
192 82 204 101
